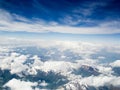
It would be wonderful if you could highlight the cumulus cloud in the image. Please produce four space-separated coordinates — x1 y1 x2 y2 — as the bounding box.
63 75 120 90
0 9 120 34
1 52 29 75
4 78 38 90
40 61 74 73
97 66 113 75
80 75 120 87
110 60 120 67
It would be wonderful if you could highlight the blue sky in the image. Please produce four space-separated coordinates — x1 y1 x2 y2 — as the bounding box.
0 0 120 42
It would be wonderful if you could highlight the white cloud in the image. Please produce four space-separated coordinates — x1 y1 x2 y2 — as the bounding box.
0 9 120 34
0 42 99 75
0 40 120 89
0 40 119 74
63 75 120 89
1 52 29 75
39 81 48 87
97 66 113 75
82 75 120 87
106 46 120 54
4 78 38 90
73 1 108 17
40 61 74 73
110 60 120 67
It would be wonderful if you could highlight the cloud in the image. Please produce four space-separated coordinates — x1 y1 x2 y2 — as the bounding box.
0 9 120 34
63 75 120 90
81 75 120 87
0 40 120 89
1 52 29 75
0 40 99 76
110 60 120 67
4 78 38 90
97 66 113 75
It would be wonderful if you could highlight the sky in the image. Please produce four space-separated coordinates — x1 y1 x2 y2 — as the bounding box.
0 0 120 43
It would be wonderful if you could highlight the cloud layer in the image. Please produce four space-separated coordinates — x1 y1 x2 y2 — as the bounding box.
0 9 120 34
0 40 120 90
